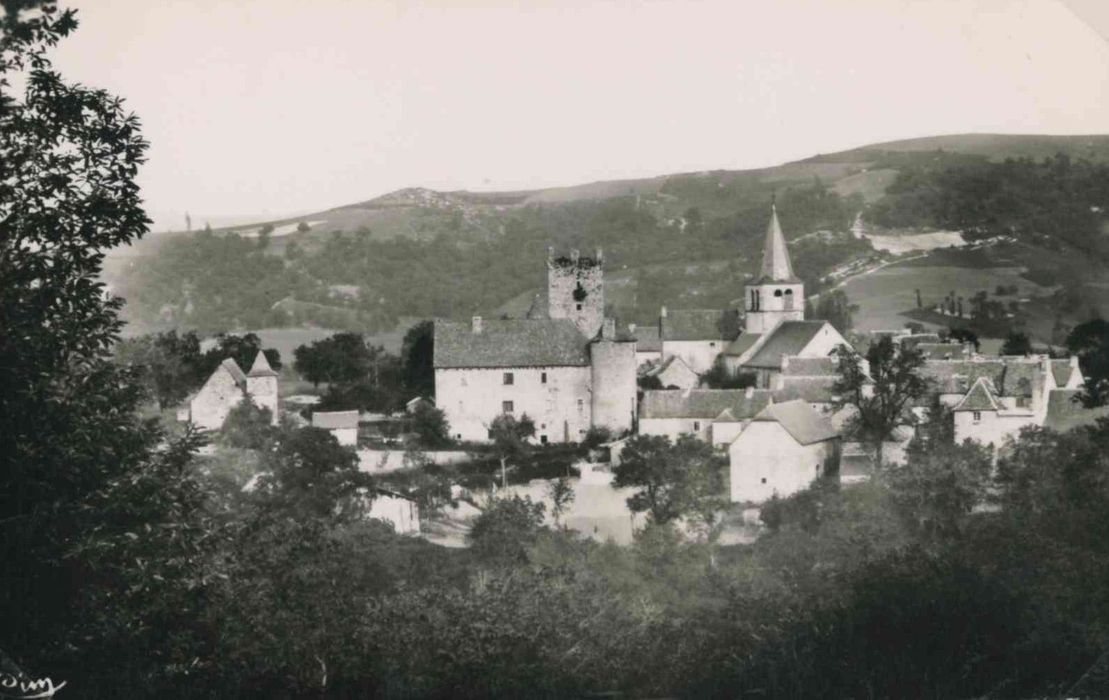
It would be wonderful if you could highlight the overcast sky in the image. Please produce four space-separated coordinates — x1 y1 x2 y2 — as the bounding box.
53 0 1109 231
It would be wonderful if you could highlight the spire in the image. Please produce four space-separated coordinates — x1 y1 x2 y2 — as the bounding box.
758 203 798 283
247 350 278 378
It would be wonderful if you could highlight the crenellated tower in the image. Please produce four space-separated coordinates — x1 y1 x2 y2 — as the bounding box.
744 204 804 334
547 247 605 338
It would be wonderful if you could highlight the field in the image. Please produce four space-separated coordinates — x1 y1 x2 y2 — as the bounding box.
841 263 1054 334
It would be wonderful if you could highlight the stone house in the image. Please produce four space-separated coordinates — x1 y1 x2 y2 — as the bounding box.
641 354 699 390
433 250 637 444
729 399 841 504
638 387 773 444
729 320 850 388
179 351 279 431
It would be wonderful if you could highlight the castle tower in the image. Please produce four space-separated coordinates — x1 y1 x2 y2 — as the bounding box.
744 204 804 334
246 351 280 425
590 318 637 435
547 247 605 338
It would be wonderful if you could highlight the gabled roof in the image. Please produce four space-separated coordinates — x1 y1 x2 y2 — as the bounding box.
660 308 742 342
1043 389 1109 432
773 376 838 404
312 410 360 430
742 321 832 369
953 377 1001 412
640 388 773 420
713 408 739 423
629 324 662 352
752 399 838 445
754 204 799 284
247 351 278 377
723 332 761 357
433 318 589 368
221 358 247 386
782 356 838 376
920 358 1040 398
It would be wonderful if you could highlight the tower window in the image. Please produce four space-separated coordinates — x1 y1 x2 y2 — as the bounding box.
541 372 548 384
503 372 514 385
503 401 514 413
540 435 548 444
693 421 701 431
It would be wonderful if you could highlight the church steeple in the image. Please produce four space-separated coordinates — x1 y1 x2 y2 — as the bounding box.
743 203 805 334
758 203 798 283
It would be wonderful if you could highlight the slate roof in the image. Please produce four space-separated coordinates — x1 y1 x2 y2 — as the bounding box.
753 399 838 445
640 389 773 420
630 324 662 352
1044 389 1109 432
660 309 742 341
1050 359 1076 387
900 333 944 346
221 358 247 386
773 376 838 403
433 318 589 368
754 205 800 284
920 359 1040 398
723 333 761 357
953 377 1001 412
312 410 361 429
742 321 830 369
248 351 278 377
782 356 838 376
713 408 739 423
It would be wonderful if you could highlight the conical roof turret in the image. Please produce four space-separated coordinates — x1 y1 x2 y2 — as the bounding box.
757 204 798 283
247 350 278 378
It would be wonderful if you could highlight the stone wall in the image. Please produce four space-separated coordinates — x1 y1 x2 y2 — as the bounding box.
590 340 637 435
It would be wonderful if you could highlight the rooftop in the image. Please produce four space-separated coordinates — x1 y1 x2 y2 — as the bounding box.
434 318 590 368
753 204 800 284
782 356 838 376
1043 389 1109 432
753 399 839 445
312 410 361 430
629 324 662 352
247 351 278 378
742 320 831 369
640 388 773 420
919 357 1041 398
953 377 1001 412
723 332 761 357
660 308 742 342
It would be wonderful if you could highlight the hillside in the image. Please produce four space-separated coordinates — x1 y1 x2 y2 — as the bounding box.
107 132 1109 343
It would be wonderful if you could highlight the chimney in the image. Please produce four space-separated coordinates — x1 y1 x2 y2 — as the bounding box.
547 246 554 261
660 305 668 318
602 318 615 339
596 247 604 264
471 316 483 334
571 249 580 264
745 387 754 399
628 322 637 335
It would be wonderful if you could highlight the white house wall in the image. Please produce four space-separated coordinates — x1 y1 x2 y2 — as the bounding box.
954 410 1037 449
368 495 420 534
189 368 243 431
730 421 832 503
662 340 722 374
638 417 712 443
436 365 592 444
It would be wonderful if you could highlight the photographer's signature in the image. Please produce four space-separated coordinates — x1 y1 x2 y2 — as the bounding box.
0 673 65 699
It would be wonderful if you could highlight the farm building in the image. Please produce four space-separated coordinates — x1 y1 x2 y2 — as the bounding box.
312 410 360 446
178 351 279 431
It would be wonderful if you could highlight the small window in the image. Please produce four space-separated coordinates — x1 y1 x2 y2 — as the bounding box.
709 342 716 348
760 477 767 484
693 421 701 431
576 303 583 311
455 433 462 440
503 401 514 413
577 399 584 409
540 423 546 429
972 411 982 422
774 289 783 297
541 372 548 384
540 435 548 444
784 289 794 295
503 372 514 385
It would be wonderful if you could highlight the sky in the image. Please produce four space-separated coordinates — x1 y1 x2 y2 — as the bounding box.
50 0 1109 232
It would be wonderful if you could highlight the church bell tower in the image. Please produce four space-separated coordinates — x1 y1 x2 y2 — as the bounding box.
744 203 804 334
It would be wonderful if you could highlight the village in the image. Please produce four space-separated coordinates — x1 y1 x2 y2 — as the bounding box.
172 204 1109 544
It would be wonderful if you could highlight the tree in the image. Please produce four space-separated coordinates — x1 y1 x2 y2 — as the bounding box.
401 320 435 398
1001 331 1033 357
888 440 992 541
548 477 576 528
115 329 204 408
407 401 451 448
1066 319 1109 406
254 426 372 522
701 356 757 389
257 223 273 249
201 333 281 377
832 337 929 466
293 332 373 388
296 221 310 233
219 399 275 450
489 413 536 488
813 289 858 335
0 3 213 688
468 495 546 565
948 327 980 352
612 434 726 525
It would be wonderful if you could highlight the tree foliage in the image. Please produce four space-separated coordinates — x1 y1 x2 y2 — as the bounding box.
1066 318 1109 406
612 434 726 524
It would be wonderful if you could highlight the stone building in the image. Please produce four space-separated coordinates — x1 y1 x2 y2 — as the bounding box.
742 204 806 334
433 250 636 444
729 399 841 504
179 351 280 431
638 387 773 444
312 410 360 446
